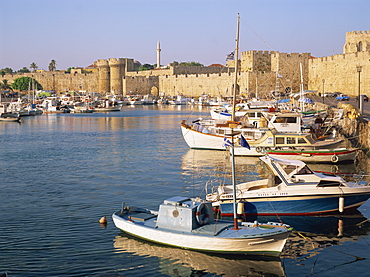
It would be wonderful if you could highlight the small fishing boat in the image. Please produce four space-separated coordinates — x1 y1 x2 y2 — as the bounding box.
112 196 290 256
0 116 21 123
0 113 21 122
265 148 359 163
206 155 370 216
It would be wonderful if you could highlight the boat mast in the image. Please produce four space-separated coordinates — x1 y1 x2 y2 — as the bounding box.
299 62 304 111
231 14 240 122
231 13 240 230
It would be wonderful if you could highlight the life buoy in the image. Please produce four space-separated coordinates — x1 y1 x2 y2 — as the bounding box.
265 147 271 151
196 203 211 225
331 155 339 163
256 146 263 153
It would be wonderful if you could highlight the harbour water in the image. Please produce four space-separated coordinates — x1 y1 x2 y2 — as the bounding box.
1 105 370 277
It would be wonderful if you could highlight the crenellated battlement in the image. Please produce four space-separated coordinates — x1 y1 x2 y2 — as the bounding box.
346 30 370 36
108 58 125 66
96 59 109 67
343 30 370 54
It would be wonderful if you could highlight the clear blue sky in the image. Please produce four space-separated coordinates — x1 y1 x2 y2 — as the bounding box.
1 0 368 71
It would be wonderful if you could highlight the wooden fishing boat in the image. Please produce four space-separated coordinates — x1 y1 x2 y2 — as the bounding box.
265 148 359 163
112 196 290 256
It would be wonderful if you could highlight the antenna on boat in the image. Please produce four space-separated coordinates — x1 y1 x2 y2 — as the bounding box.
231 13 240 123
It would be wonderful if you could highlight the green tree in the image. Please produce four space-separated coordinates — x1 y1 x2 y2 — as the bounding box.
171 61 203 66
48 59 57 71
138 64 154 71
0 79 13 91
179 61 204 66
11 77 42 91
0 67 14 74
30 62 38 72
18 67 30 73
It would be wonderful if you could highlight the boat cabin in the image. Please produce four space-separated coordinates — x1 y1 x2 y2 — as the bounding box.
156 196 214 232
263 112 303 133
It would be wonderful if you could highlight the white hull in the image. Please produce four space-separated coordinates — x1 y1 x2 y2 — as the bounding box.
129 101 143 105
112 213 288 255
94 106 121 112
181 124 227 150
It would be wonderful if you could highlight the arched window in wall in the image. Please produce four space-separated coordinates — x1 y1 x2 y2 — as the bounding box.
357 41 363 52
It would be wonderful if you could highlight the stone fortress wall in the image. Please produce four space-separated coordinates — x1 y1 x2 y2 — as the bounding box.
308 31 370 96
2 31 369 98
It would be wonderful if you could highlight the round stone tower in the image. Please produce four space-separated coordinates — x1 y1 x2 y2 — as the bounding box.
108 58 125 95
97 59 110 94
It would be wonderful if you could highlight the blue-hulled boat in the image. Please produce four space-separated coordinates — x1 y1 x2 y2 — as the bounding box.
206 155 370 216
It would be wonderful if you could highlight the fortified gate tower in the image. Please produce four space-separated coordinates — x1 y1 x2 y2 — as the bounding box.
343 30 370 53
96 58 135 94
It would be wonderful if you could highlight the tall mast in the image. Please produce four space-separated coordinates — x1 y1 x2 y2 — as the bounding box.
231 14 240 122
299 62 304 111
231 14 240 230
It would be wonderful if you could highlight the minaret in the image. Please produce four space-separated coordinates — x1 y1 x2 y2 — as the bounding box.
156 40 161 69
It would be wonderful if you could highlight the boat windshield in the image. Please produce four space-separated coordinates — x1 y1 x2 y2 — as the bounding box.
278 164 313 177
296 165 313 175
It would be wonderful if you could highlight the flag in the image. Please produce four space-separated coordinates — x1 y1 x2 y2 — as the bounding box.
222 137 233 148
226 51 235 61
240 135 250 150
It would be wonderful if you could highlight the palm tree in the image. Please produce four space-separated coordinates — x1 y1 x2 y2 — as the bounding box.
0 79 13 91
30 62 38 72
48 59 57 71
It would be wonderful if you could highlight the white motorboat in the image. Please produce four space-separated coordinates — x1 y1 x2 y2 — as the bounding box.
206 155 370 216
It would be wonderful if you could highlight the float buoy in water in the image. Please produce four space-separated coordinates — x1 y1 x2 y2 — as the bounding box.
99 216 107 224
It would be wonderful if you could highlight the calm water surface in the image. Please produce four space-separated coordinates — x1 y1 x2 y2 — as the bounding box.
1 105 370 277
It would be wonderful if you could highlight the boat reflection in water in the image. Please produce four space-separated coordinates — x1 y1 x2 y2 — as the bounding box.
238 211 370 261
181 149 261 188
180 149 361 187
113 234 285 277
